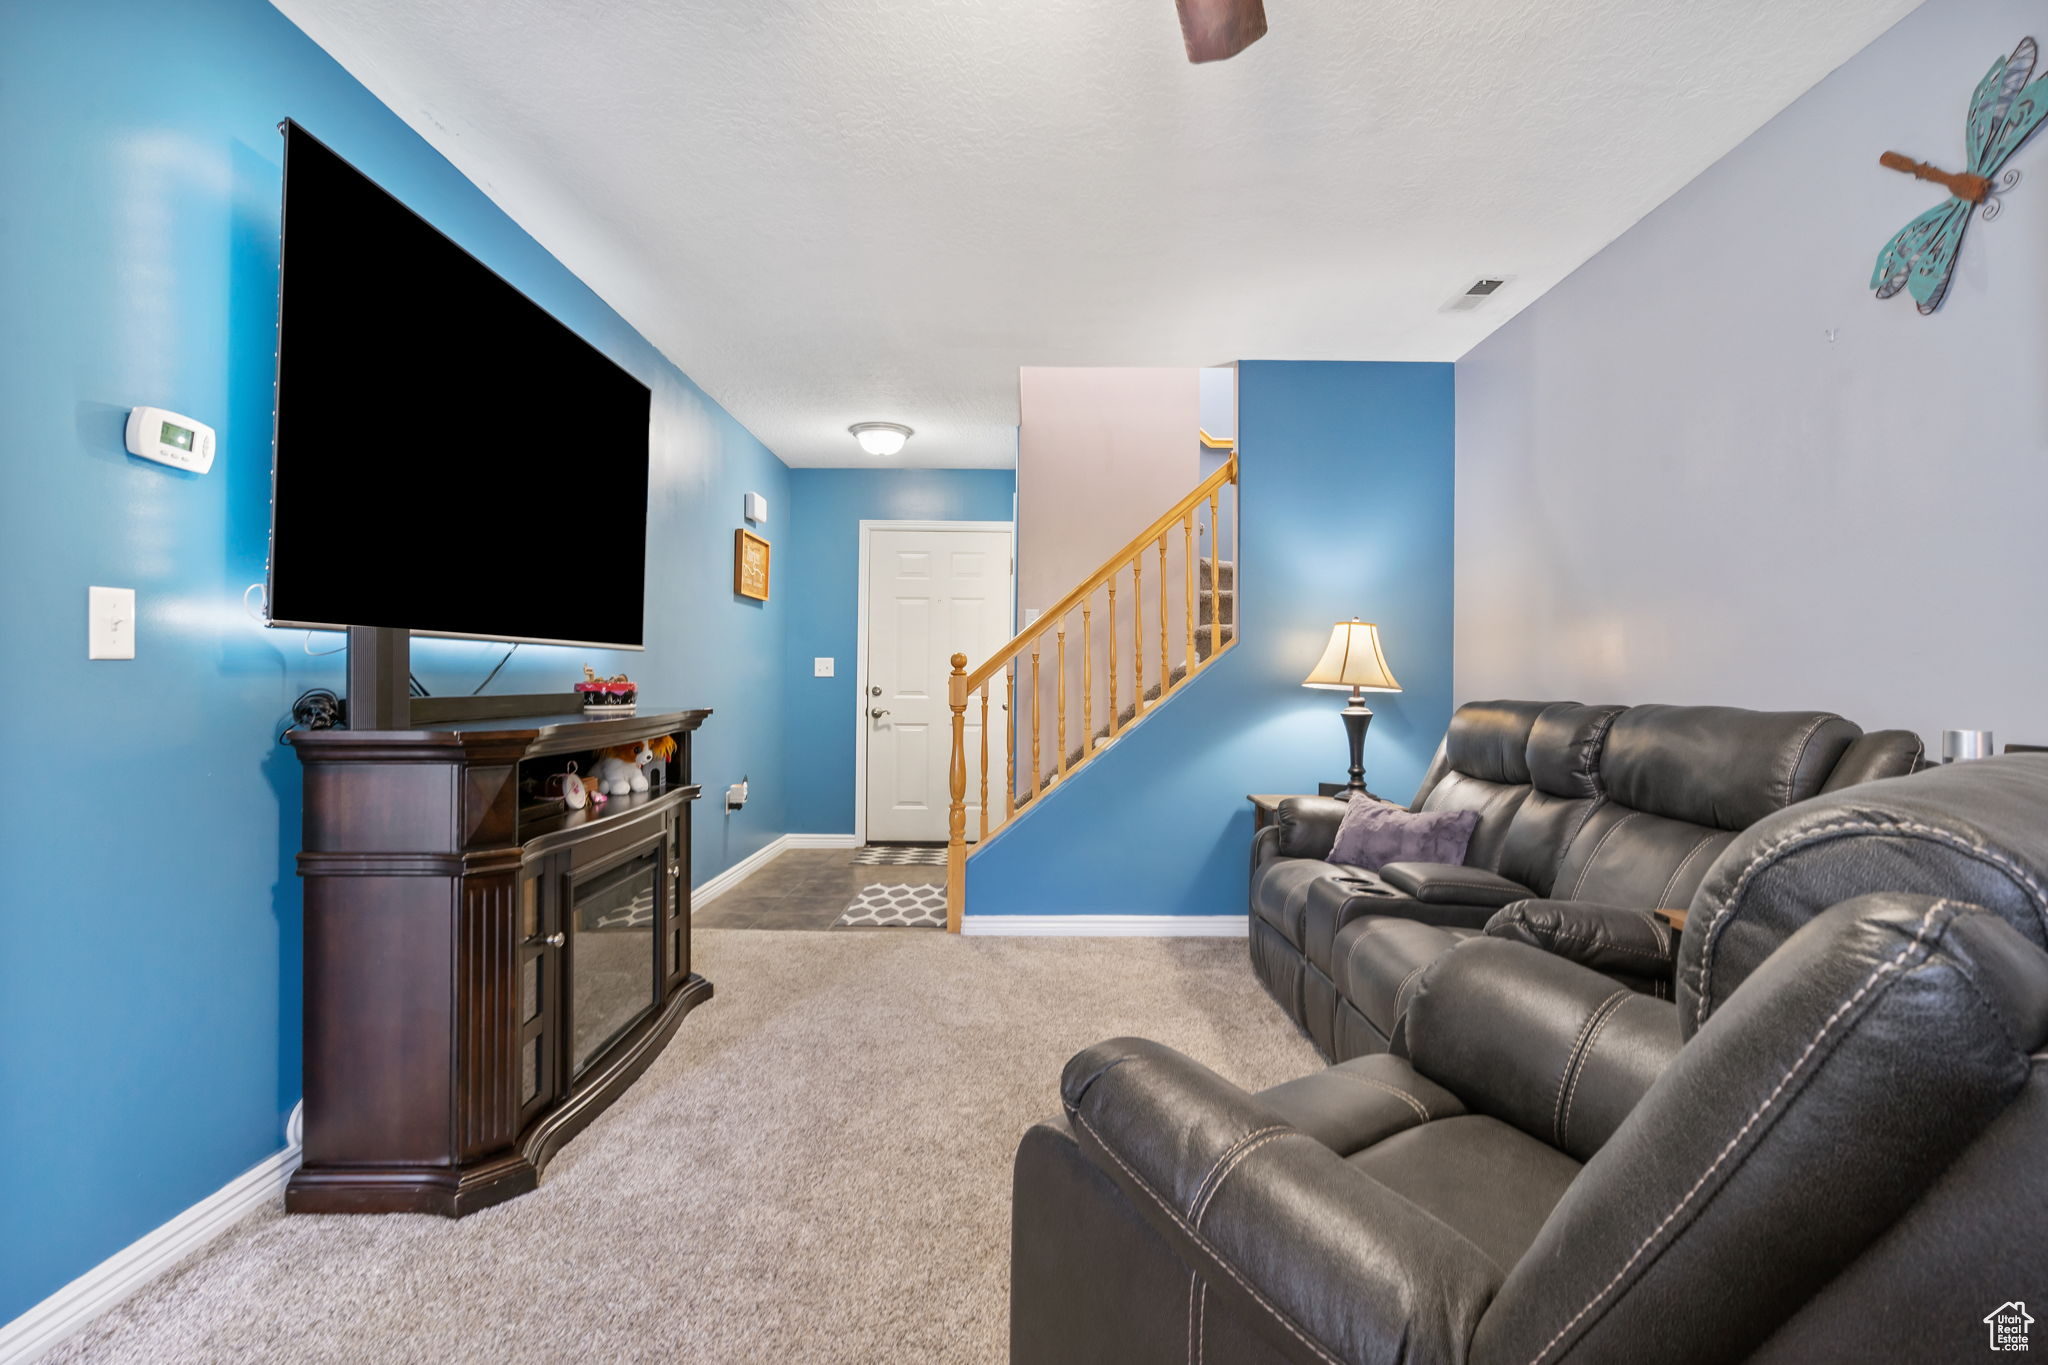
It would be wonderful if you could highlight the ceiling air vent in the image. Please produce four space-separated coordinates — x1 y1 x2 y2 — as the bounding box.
1442 277 1509 312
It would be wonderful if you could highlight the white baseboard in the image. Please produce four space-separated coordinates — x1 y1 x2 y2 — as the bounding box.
960 914 1250 937
691 837 788 905
0 1116 303 1363
692 833 858 907
781 833 860 849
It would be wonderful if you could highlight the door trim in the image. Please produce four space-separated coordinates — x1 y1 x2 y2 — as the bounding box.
854 520 1016 846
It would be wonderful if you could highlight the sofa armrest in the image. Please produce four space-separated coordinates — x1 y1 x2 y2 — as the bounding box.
1273 796 1350 860
1379 862 1532 908
1251 823 1283 874
1485 899 1677 990
1818 728 1926 792
1400 939 1682 1159
1473 895 2046 1363
1062 1038 1499 1365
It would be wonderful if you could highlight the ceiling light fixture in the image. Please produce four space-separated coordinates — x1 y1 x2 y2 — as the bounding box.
849 421 914 457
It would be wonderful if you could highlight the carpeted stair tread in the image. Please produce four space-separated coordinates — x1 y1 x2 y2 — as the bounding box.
1197 590 1235 628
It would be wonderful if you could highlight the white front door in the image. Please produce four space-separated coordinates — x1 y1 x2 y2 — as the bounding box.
864 527 1014 842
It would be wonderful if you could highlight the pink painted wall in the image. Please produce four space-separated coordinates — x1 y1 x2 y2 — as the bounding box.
1016 367 1201 618
1012 367 1208 790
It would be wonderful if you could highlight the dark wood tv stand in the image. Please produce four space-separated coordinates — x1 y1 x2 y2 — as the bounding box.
287 708 712 1216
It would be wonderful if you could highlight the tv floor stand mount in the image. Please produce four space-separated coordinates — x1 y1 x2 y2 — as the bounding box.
345 625 585 726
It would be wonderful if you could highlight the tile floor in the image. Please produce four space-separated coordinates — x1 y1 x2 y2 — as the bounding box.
693 846 946 930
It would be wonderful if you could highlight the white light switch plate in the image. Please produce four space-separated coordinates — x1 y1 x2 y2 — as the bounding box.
89 586 136 659
813 657 835 677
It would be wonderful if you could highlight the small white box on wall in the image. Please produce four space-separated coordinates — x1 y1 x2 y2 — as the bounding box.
743 491 768 524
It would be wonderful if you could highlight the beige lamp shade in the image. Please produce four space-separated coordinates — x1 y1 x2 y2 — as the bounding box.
1303 619 1401 692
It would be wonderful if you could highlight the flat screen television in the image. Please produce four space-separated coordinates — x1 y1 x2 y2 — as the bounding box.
267 121 652 649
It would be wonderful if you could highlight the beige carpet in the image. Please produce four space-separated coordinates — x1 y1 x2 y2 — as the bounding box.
50 930 1318 1364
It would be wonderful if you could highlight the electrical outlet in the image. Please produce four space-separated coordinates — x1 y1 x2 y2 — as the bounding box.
813 657 835 677
89 586 137 659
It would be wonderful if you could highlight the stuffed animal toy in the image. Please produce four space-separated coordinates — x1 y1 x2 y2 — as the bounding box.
590 735 677 796
541 762 596 810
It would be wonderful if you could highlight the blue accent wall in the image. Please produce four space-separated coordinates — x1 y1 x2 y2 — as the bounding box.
780 468 1017 833
965 362 1454 917
0 0 790 1323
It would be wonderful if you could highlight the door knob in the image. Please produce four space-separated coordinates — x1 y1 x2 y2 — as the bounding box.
870 686 883 696
871 708 890 719
543 932 565 948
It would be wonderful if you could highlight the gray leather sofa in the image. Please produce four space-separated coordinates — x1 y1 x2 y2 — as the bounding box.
1013 756 2048 1363
1250 700 1923 1059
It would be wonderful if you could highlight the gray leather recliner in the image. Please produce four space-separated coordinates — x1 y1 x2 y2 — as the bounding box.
1015 755 2048 1364
1251 700 1924 1059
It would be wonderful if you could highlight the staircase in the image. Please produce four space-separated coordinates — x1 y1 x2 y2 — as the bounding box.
943 456 1239 929
1060 556 1234 769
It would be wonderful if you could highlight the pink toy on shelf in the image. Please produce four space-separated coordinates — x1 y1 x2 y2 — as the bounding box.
541 762 595 810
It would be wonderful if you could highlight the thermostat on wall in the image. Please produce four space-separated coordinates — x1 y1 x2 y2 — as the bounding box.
125 406 216 473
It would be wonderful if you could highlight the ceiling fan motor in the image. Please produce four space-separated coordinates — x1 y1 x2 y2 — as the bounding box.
1175 0 1268 63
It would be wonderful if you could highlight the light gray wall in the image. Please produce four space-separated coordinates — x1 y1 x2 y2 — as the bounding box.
1456 0 2047 752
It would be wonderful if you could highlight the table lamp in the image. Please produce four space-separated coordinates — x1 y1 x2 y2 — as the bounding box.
1303 619 1401 794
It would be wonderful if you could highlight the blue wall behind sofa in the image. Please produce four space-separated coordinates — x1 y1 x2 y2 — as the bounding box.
780 467 1017 834
0 0 791 1325
965 361 1455 918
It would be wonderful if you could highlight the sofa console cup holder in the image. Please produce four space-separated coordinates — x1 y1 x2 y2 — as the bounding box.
1335 877 1399 897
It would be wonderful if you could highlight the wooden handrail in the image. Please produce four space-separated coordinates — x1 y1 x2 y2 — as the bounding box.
965 456 1236 691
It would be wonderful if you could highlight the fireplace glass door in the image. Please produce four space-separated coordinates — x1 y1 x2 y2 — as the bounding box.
568 850 659 1077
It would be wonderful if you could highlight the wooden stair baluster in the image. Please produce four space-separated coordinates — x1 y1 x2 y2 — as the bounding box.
1183 513 1195 677
1107 582 1120 736
979 683 989 841
1004 666 1016 820
1209 488 1221 658
1132 558 1145 714
1030 641 1042 796
1082 602 1093 757
946 653 967 932
1157 534 1168 697
1056 622 1068 779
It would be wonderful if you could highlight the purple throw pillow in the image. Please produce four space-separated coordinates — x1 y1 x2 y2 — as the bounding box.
1328 801 1479 871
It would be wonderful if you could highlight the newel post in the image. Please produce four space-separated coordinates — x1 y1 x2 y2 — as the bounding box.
946 652 969 933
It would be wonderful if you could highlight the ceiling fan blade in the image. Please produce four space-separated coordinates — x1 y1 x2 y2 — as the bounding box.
1175 0 1268 63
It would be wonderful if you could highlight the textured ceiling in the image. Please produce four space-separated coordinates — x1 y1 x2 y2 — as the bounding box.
271 0 1920 467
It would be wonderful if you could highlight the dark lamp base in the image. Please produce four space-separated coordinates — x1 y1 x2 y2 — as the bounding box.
1337 688 1374 794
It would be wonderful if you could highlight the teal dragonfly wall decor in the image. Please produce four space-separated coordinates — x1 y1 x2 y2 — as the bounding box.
1874 37 2048 314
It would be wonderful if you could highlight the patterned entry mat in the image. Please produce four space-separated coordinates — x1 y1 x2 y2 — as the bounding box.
851 844 949 867
835 883 948 928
